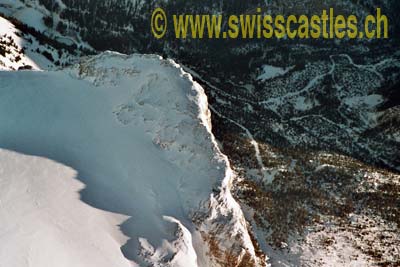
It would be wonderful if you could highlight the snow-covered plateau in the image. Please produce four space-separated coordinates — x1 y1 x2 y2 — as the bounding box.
0 52 265 267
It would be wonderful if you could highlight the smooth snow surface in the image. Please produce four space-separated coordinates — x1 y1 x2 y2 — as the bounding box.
0 52 262 267
0 149 131 267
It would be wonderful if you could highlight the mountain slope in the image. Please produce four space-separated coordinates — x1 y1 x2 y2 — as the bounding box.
0 14 80 70
0 52 265 267
1 1 399 266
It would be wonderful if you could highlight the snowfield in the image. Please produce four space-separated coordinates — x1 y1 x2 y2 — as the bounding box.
0 52 264 267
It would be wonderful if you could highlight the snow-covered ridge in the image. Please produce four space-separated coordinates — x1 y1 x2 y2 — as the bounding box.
0 52 265 266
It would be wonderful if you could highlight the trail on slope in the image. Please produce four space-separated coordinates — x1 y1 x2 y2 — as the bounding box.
209 105 267 177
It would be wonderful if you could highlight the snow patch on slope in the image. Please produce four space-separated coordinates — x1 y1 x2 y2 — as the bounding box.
0 16 41 70
0 0 90 50
0 15 77 70
257 65 293 82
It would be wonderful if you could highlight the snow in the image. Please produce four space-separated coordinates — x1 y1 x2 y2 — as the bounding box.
0 15 74 70
295 229 371 267
0 52 263 266
257 65 293 82
342 95 384 127
0 149 131 267
393 132 400 142
293 96 320 111
0 16 42 70
343 94 384 108
0 0 47 32
12 6 47 33
0 0 92 50
139 216 198 267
